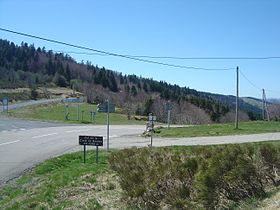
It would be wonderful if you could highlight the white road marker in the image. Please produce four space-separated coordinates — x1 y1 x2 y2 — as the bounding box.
32 133 58 139
0 140 21 147
65 129 91 133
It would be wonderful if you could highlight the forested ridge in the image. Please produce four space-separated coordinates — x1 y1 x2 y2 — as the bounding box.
0 39 262 123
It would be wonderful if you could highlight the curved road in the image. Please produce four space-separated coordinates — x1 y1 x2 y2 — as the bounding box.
1 98 62 112
1 117 280 186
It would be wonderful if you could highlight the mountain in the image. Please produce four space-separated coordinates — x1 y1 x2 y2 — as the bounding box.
0 39 270 123
268 98 280 104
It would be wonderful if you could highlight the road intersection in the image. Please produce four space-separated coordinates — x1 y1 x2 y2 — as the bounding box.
1 117 280 186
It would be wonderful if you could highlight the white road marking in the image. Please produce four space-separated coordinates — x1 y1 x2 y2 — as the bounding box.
32 133 58 139
110 135 119 138
0 140 21 147
65 129 91 133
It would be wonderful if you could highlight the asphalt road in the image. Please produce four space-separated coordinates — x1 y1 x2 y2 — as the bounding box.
0 120 146 185
0 98 62 112
1 117 280 186
0 116 71 132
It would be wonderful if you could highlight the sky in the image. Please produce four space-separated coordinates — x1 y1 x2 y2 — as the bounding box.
0 0 280 99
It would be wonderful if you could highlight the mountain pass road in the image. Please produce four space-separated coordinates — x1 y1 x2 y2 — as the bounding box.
1 118 280 186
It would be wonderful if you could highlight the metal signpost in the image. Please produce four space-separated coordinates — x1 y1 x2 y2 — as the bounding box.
77 103 80 121
148 113 156 147
79 135 103 164
2 98 8 112
97 100 115 152
63 97 84 121
90 111 96 122
64 104 69 120
165 101 172 128
106 100 110 152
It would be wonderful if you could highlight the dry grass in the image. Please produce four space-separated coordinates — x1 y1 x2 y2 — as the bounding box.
57 172 125 210
258 190 280 210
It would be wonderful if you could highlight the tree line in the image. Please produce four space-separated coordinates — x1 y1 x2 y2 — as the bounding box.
1 39 261 123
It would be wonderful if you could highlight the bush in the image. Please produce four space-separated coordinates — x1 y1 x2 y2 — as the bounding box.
109 144 280 209
195 145 265 209
109 148 199 209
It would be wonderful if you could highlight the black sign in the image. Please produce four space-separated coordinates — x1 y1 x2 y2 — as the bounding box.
79 136 103 146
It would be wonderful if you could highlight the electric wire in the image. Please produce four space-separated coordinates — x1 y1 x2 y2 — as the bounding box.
2 27 280 95
0 27 234 71
239 70 262 91
240 70 280 95
53 50 280 60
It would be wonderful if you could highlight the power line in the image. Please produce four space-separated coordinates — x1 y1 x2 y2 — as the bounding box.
0 27 234 71
118 56 280 60
266 89 280 94
239 70 262 91
240 70 280 96
53 50 280 60
54 50 108 56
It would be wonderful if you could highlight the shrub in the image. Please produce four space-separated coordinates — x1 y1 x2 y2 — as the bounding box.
109 148 199 209
109 144 280 209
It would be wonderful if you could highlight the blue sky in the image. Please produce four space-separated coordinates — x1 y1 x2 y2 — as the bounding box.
1 0 280 98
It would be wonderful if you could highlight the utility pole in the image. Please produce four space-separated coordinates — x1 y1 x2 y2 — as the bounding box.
262 89 270 121
167 100 171 129
235 66 239 129
262 89 265 120
106 99 110 151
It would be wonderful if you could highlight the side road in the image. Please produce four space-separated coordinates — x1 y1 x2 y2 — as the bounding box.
150 132 280 147
0 98 62 112
1 122 280 185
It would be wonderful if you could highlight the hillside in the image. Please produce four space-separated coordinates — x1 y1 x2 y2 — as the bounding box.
0 39 269 123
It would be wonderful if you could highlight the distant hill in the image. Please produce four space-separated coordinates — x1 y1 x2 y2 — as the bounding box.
268 98 280 104
0 39 273 123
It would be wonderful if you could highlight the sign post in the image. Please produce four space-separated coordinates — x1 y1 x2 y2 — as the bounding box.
97 100 115 152
77 103 80 121
79 136 103 164
165 101 172 129
90 111 96 122
2 98 8 113
148 113 156 147
63 97 84 121
65 104 69 120
83 145 86 163
106 99 110 152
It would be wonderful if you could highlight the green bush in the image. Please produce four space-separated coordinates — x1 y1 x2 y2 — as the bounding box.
109 144 280 209
109 147 199 209
195 145 265 209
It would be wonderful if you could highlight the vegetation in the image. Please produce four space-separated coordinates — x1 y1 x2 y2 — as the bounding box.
0 151 125 209
0 142 279 209
154 121 280 137
0 89 35 102
6 102 146 125
109 142 280 209
0 38 269 124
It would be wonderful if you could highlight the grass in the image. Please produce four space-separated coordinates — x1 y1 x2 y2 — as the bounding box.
0 142 280 209
5 102 146 125
155 121 280 137
0 150 125 210
0 91 31 102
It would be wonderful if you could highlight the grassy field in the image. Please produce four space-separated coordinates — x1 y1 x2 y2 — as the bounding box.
6 102 146 125
0 141 279 209
4 101 280 136
155 121 280 137
0 150 125 210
